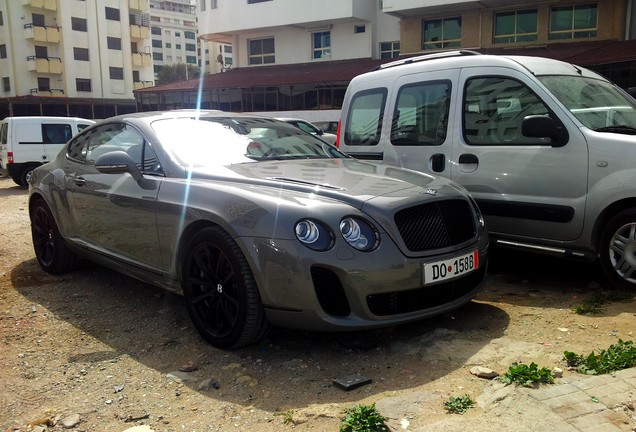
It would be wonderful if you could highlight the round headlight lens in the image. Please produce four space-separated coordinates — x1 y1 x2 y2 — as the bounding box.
339 217 379 251
295 219 334 251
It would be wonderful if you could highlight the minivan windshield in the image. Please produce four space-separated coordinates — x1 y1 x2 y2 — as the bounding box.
538 76 636 134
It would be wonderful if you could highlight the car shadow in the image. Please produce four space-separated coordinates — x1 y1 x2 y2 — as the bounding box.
480 245 636 312
0 176 27 196
12 258 508 412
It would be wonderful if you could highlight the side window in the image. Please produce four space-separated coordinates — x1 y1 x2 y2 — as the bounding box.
463 76 550 145
391 80 450 146
0 123 7 144
344 88 387 146
42 124 72 144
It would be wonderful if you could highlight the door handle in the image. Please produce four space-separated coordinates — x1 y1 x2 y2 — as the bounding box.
74 177 86 186
430 153 445 172
458 154 478 164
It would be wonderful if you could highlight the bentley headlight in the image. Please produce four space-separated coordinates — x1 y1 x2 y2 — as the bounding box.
295 219 334 251
340 217 379 251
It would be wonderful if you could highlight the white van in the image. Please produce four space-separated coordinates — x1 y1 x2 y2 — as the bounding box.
338 50 636 290
0 116 94 186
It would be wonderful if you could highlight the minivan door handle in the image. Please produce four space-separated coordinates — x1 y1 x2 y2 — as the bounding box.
458 154 478 164
430 153 445 172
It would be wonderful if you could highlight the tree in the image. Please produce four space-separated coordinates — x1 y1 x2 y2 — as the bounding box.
156 63 201 85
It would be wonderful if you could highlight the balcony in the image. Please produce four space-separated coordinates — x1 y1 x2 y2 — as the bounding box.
30 88 64 96
27 56 62 74
129 0 149 12
130 24 150 40
132 52 152 67
21 0 57 11
24 24 60 43
133 81 154 91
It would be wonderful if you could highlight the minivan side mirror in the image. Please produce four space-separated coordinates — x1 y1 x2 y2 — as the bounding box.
521 115 568 147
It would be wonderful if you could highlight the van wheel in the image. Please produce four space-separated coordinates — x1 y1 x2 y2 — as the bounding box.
31 198 79 274
11 176 23 187
599 209 636 290
20 165 37 188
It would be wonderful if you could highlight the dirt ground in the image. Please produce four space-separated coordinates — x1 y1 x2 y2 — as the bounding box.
1 174 635 432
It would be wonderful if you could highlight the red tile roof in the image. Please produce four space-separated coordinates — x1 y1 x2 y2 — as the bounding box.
136 40 636 94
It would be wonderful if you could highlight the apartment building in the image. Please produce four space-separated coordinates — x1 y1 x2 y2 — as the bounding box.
0 0 154 119
149 0 199 77
197 0 401 68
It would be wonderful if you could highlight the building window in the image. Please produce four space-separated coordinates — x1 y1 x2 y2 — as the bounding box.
211 0 218 8
76 78 91 92
3 77 10 92
224 45 232 53
0 11 3 26
32 13 45 27
185 31 196 39
549 3 597 40
186 43 196 51
225 57 233 66
0 44 6 59
153 52 163 61
248 37 275 64
154 65 162 74
71 17 88 32
354 25 366 34
200 0 206 11
151 26 161 35
176 44 181 49
186 55 197 64
494 9 538 43
312 31 331 59
166 43 171 48
107 37 122 50
380 41 400 59
73 47 89 61
109 67 124 80
248 0 272 3
35 45 48 58
152 39 162 48
422 17 461 50
38 77 50 91
175 32 181 37
105 7 120 21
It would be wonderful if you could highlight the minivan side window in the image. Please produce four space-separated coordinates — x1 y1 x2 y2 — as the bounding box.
344 88 387 146
463 76 551 145
42 124 72 144
0 123 7 144
391 80 450 146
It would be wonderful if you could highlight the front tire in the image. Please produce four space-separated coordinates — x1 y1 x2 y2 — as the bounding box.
182 227 270 349
30 198 78 274
599 209 636 290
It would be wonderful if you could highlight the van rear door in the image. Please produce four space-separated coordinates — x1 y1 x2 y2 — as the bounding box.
450 67 588 242
41 121 74 161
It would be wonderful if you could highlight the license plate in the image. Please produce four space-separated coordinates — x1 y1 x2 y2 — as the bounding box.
423 250 479 285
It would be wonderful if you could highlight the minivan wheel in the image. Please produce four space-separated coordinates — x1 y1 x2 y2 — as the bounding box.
31 198 79 274
182 227 270 349
599 209 636 290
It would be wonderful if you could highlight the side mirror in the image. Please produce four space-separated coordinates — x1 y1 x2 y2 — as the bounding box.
94 150 142 182
522 115 569 147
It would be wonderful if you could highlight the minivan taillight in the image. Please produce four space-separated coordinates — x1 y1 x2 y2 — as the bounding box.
335 120 341 148
7 151 13 164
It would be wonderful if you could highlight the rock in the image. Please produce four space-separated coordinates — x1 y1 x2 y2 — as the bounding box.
198 378 221 391
122 426 155 432
551 367 563 378
61 413 80 428
166 371 197 383
470 366 499 379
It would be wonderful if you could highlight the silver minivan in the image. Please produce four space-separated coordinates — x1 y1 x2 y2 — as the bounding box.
338 50 636 290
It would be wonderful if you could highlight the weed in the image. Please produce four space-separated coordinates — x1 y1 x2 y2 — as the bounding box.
444 394 475 414
501 362 554 387
564 339 636 375
274 409 294 424
340 403 388 432
572 289 634 315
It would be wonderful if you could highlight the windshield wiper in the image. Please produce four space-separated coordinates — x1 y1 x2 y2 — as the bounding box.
593 125 636 135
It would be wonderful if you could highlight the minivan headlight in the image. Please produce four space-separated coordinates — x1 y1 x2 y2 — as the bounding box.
295 219 334 251
340 217 379 251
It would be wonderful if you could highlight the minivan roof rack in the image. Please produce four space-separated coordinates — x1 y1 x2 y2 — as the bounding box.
373 49 482 71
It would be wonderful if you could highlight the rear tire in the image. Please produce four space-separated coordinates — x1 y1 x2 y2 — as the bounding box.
599 209 636 290
30 198 79 274
182 226 270 349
